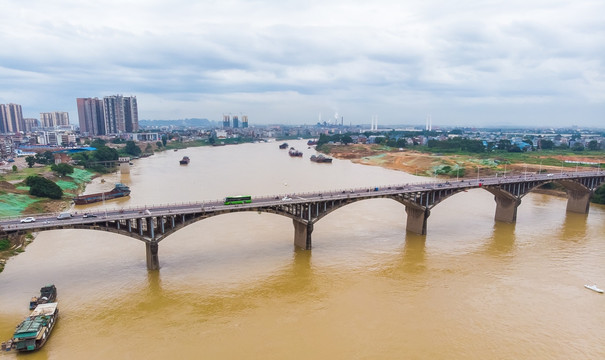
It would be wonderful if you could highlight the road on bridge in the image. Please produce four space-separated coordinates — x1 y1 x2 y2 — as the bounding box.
0 170 600 232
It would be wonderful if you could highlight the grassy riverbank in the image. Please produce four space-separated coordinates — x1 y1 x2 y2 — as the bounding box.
0 162 97 272
0 166 95 217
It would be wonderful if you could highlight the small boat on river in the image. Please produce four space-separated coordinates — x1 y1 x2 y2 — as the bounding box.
29 284 57 310
179 156 190 165
279 142 289 149
584 284 603 293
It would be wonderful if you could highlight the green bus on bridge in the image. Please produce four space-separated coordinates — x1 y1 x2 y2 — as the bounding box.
224 195 252 205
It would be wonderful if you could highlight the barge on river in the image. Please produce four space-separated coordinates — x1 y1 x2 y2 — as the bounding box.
73 183 131 205
11 302 59 352
288 148 303 157
310 154 333 163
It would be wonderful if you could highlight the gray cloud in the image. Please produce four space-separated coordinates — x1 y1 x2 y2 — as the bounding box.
0 0 603 126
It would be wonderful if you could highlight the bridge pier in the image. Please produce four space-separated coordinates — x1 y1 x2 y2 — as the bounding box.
566 190 591 214
146 241 160 270
405 207 430 235
119 156 130 174
293 220 313 250
494 196 521 223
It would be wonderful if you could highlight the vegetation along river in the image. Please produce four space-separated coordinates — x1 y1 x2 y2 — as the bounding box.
1 140 604 359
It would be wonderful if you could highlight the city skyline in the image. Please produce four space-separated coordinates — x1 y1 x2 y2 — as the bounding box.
1 1 604 127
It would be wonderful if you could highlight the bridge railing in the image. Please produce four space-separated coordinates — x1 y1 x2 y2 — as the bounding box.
1 171 602 221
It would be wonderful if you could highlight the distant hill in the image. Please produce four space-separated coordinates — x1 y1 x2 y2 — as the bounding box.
139 118 218 128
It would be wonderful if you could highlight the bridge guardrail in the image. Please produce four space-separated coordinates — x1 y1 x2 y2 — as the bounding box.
1 170 603 222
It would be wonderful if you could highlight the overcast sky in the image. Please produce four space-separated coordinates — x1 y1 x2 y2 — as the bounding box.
1 0 604 127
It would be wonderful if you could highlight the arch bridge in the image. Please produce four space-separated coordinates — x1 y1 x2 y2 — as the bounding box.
1 171 603 270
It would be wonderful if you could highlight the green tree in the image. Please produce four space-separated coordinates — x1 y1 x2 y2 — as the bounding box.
572 142 585 152
124 141 142 156
156 141 163 148
25 176 63 199
592 184 605 204
90 139 106 149
161 135 167 146
540 139 554 150
587 140 599 151
92 146 119 161
51 163 74 177
341 135 353 145
12 165 17 172
25 156 36 168
497 139 511 151
35 151 54 165
0 238 10 251
316 133 330 147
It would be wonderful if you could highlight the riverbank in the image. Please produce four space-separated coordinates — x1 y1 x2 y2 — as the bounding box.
321 144 603 177
0 159 97 272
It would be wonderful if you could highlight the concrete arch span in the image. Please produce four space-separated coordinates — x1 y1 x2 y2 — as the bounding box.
4 171 603 271
480 177 604 223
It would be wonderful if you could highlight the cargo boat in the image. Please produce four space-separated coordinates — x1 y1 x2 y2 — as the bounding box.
289 147 303 157
179 156 190 165
11 302 59 352
29 284 57 310
73 183 131 205
310 154 333 163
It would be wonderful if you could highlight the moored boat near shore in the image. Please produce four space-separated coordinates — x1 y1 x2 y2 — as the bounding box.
73 183 131 205
279 142 288 149
310 154 333 163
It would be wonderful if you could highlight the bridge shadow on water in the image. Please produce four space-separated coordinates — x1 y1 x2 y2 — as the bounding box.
558 212 588 243
376 232 427 278
483 222 517 257
137 248 319 316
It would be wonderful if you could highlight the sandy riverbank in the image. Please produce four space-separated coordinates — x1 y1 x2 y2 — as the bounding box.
323 144 602 177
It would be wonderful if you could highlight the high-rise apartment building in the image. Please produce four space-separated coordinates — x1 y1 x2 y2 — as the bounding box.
40 111 70 128
103 95 138 134
77 98 105 135
222 115 231 128
22 118 39 133
122 96 138 132
242 115 248 128
0 103 24 134
77 95 138 135
232 115 239 128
